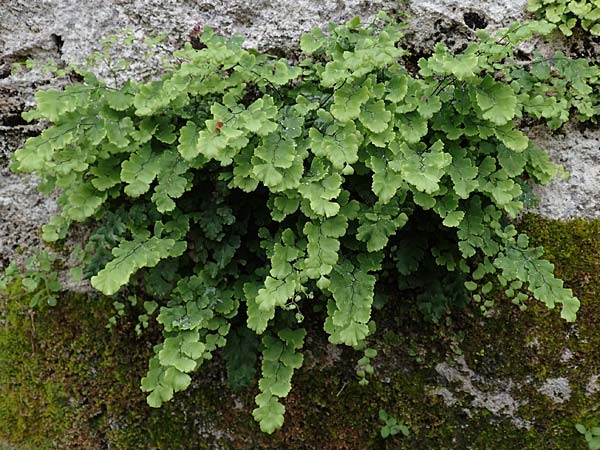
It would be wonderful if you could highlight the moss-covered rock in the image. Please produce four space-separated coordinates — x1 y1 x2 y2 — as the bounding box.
1 215 599 449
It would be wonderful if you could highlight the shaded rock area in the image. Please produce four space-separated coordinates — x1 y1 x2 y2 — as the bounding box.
1 215 599 449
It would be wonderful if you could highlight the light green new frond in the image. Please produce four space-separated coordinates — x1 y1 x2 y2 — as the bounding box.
474 76 518 125
494 243 580 321
324 258 377 347
91 236 186 295
120 145 162 197
389 140 452 194
253 328 305 433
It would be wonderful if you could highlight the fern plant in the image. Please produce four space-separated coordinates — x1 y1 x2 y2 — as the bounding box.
577 423 600 450
505 50 600 129
379 409 410 439
528 0 600 36
10 14 582 433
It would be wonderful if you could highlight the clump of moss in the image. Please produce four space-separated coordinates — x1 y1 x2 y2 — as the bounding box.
0 215 599 449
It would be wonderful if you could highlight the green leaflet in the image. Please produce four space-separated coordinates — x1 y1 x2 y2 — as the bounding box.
260 60 302 86
447 146 479 199
474 76 518 125
396 111 428 143
494 244 580 321
357 202 409 252
106 117 135 148
23 87 90 122
253 393 285 434
325 258 378 347
390 140 452 194
12 122 80 172
142 276 238 407
300 27 325 54
255 276 298 312
529 0 600 38
104 83 135 111
498 145 527 177
177 121 201 161
298 167 343 218
251 117 306 191
151 153 190 213
359 99 392 133
494 125 529 152
303 218 347 279
330 83 370 121
60 183 107 221
120 145 162 197
141 356 187 407
91 157 122 191
41 216 70 242
253 328 306 434
309 122 361 169
368 153 406 203
245 281 275 334
419 42 481 81
91 236 186 295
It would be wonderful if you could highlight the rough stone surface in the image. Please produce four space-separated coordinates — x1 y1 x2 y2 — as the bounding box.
0 170 59 267
530 124 600 220
433 356 531 429
538 377 572 403
585 374 600 396
560 347 574 362
405 0 526 53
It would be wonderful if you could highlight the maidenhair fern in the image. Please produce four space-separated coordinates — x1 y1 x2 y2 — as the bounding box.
528 0 600 36
10 13 585 433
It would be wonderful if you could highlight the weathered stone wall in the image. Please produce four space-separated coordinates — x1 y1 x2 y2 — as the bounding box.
1 1 600 449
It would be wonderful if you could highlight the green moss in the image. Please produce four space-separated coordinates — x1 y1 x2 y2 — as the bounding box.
1 215 599 449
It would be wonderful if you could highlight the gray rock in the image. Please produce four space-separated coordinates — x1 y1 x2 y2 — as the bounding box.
560 347 574 363
538 377 572 403
433 356 531 429
585 374 600 396
531 124 600 220
405 0 526 53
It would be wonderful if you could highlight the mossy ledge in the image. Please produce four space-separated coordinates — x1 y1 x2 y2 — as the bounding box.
1 214 599 449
